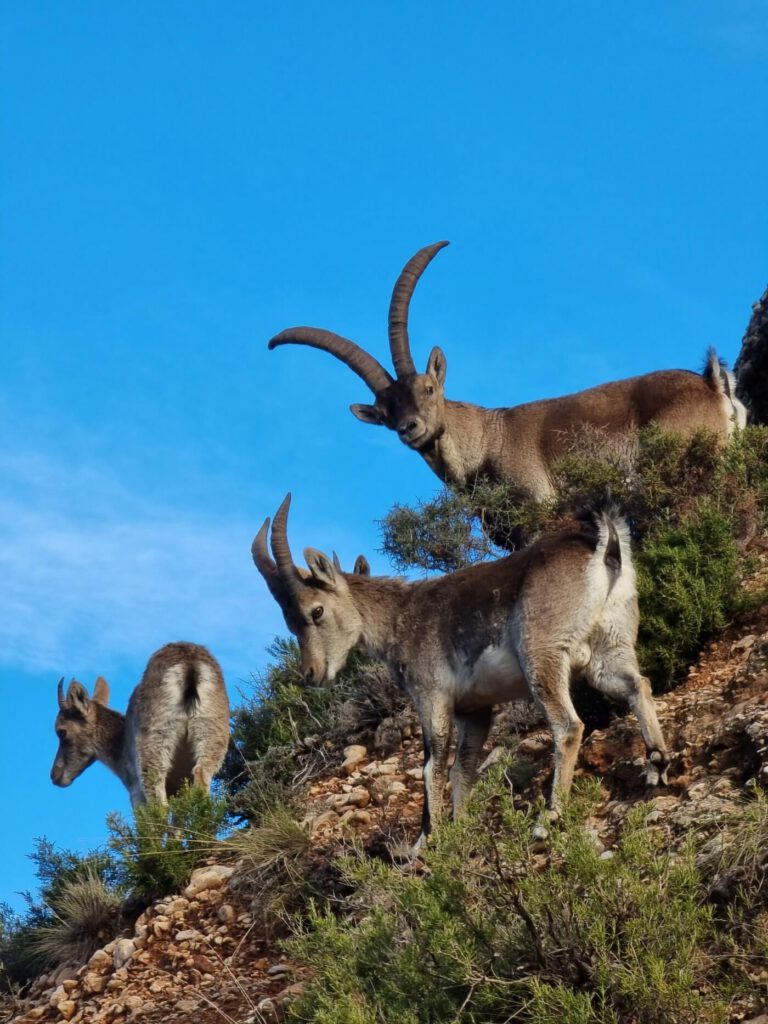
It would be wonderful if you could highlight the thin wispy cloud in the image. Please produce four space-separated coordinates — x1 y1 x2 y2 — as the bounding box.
0 450 280 677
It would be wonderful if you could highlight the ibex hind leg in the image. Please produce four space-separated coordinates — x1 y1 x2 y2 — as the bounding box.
139 759 172 805
450 708 493 819
187 722 227 795
585 653 669 786
520 649 584 813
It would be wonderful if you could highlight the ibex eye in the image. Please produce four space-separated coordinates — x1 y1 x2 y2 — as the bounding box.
425 385 434 395
312 606 324 623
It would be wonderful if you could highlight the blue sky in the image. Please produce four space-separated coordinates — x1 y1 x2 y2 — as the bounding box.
1 1 765 912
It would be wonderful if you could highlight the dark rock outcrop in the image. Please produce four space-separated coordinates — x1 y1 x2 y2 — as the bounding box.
735 287 768 425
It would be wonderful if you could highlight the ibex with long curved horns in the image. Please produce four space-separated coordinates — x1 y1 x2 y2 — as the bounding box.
252 495 669 850
270 243 746 502
51 642 230 807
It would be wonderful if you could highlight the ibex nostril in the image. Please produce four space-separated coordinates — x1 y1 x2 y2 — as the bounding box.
305 667 315 684
399 420 418 436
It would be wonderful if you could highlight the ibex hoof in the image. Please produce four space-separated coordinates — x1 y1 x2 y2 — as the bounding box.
389 834 427 865
645 750 670 787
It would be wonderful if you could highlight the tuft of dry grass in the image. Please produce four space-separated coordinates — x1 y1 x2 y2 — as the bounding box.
29 867 121 968
226 807 311 869
225 809 316 933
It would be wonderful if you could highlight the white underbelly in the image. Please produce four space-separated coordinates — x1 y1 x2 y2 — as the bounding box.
455 645 530 712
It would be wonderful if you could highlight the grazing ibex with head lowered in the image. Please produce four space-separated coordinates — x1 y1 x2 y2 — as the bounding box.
270 243 746 502
51 642 230 807
252 495 669 850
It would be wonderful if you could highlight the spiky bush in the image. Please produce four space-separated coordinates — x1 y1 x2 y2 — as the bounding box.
27 867 121 968
287 764 767 1024
106 783 228 901
0 841 123 989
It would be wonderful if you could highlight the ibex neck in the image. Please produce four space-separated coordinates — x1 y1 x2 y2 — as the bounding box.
94 705 129 784
347 576 412 662
423 400 498 484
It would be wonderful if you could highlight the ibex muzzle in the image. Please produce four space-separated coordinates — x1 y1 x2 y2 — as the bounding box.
253 494 670 851
270 242 746 502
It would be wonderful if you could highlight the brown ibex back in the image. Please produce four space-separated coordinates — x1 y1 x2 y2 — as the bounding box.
51 642 230 807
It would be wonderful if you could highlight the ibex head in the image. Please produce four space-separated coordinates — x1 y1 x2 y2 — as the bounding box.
269 241 450 451
51 676 110 787
252 495 364 685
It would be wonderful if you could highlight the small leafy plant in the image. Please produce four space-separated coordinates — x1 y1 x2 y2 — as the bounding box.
107 783 228 901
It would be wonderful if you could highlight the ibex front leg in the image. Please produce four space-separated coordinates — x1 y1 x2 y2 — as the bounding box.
451 709 493 819
413 697 453 852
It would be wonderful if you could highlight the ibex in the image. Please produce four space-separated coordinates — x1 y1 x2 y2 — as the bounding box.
252 495 669 850
270 242 746 502
51 642 230 807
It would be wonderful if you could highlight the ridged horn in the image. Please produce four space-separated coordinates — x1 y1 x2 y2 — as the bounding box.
269 328 393 395
57 676 66 710
270 494 304 599
251 517 284 599
388 241 449 377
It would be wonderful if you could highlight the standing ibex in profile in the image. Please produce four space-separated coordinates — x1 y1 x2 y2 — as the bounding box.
51 642 230 807
252 495 669 850
270 242 746 502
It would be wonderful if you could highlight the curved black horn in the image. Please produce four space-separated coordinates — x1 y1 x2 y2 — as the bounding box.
388 241 449 377
57 676 66 710
269 328 393 395
270 494 304 600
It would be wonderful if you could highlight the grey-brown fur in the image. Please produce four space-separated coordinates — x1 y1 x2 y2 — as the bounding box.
51 642 230 807
270 242 746 500
253 495 669 850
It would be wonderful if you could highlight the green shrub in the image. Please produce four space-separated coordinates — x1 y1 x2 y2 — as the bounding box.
106 783 228 901
287 766 741 1024
636 503 739 687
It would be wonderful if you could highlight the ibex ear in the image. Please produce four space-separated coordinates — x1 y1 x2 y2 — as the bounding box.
303 548 337 588
350 403 384 426
426 347 447 386
353 554 371 576
92 677 110 706
67 680 90 718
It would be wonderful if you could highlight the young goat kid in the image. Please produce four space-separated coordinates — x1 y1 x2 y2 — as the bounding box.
51 642 230 807
253 495 669 849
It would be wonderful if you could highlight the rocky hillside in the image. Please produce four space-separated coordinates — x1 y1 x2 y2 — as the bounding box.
8 571 768 1024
